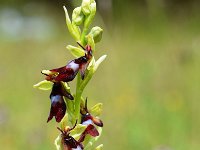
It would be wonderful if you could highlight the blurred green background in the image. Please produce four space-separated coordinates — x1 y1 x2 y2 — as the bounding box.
0 0 200 150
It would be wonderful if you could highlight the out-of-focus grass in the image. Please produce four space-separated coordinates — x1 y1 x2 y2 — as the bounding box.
0 7 200 150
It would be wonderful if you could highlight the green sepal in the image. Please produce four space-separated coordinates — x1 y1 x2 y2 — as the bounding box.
87 57 95 71
94 55 107 71
55 135 62 150
95 144 103 150
63 6 80 41
70 124 87 140
66 45 85 58
33 80 53 90
90 103 103 117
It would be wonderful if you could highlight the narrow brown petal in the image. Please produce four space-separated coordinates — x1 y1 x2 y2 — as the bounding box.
91 117 103 127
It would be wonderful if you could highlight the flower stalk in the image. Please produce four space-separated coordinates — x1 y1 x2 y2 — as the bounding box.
34 0 106 149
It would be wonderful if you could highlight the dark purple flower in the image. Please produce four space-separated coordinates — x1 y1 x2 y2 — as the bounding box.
57 124 83 150
57 121 99 150
42 43 92 82
81 98 103 127
47 82 73 123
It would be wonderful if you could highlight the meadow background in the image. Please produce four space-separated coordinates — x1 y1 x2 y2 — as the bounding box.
0 0 200 149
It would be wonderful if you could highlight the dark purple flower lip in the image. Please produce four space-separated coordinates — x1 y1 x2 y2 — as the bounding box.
41 43 93 82
78 124 99 143
81 98 103 127
47 94 66 123
47 82 73 123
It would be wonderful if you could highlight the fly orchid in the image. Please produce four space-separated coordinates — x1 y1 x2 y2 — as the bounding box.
41 43 92 83
47 82 73 123
81 98 103 127
57 121 99 150
57 122 83 150
34 0 106 149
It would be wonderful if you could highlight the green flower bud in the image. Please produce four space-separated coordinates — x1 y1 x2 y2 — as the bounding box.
90 1 96 14
83 2 96 28
63 6 80 41
81 0 91 16
66 45 85 58
72 7 84 26
88 26 103 43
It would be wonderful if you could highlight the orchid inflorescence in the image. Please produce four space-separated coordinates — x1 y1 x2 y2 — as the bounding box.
34 0 106 149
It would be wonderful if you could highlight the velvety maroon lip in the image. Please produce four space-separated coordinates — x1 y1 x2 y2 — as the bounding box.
47 82 73 123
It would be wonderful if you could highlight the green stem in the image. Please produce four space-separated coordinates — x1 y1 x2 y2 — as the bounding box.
81 20 89 45
80 69 94 91
73 20 91 123
73 69 95 124
74 73 82 123
65 98 74 123
81 7 96 45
